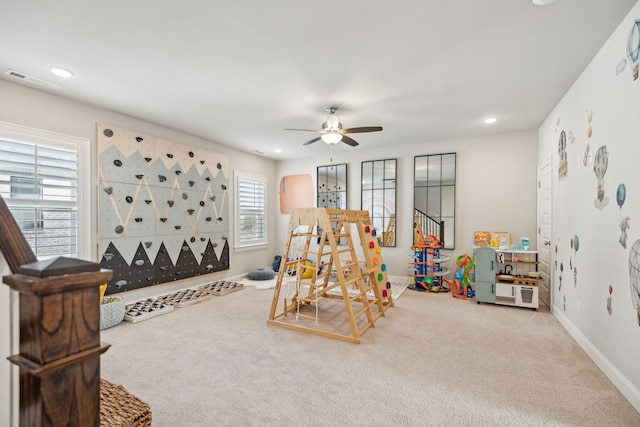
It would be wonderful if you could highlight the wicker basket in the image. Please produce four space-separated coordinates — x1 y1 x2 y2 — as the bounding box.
100 296 125 330
100 378 152 427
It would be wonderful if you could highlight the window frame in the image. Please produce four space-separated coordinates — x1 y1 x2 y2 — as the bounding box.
0 121 90 260
234 170 267 251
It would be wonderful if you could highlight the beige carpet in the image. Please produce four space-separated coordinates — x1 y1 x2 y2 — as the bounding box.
101 286 640 426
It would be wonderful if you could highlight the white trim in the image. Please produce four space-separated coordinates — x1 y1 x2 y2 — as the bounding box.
554 309 640 413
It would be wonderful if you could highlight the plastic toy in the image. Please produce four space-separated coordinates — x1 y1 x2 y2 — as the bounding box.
451 253 475 299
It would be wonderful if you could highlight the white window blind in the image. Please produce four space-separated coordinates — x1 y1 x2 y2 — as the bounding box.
0 138 79 259
235 172 267 248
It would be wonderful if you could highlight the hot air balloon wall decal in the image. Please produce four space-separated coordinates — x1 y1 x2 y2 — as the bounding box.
617 183 631 249
97 123 230 295
593 145 609 210
558 130 568 179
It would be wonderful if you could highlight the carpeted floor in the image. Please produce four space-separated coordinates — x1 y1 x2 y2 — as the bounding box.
101 285 640 426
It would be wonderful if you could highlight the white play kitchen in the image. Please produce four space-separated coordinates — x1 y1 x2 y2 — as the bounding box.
474 246 540 310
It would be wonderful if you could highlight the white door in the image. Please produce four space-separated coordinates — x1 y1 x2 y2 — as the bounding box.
537 158 553 311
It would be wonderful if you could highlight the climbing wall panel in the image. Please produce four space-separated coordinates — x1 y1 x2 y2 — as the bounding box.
97 123 229 294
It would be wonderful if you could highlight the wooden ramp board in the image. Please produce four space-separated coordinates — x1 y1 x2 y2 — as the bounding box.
124 298 174 323
157 289 212 307
199 281 244 296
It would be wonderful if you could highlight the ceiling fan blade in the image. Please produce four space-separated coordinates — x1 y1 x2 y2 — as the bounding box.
303 136 322 146
284 128 322 133
342 126 383 134
341 135 359 147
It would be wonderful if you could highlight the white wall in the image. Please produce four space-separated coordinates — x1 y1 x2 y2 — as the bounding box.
0 80 278 426
276 130 538 278
538 1 640 411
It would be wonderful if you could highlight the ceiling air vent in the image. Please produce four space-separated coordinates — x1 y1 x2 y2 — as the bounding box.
4 69 61 90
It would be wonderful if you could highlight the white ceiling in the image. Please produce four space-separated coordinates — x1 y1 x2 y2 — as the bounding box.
1 0 636 160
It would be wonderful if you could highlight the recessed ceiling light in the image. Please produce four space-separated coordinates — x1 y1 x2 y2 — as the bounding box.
532 0 556 5
275 149 283 153
50 67 74 78
484 117 497 124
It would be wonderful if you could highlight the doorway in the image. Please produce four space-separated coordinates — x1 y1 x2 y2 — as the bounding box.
537 158 553 311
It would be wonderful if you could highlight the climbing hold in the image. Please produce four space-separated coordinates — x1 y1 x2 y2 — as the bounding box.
365 226 371 233
103 187 113 195
115 225 124 234
378 273 383 281
145 157 152 162
114 159 122 167
125 196 133 203
135 136 143 142
200 201 205 206
189 180 195 187
175 225 181 230
369 242 375 249
134 218 142 222
187 209 194 215
160 218 167 222
158 175 167 182
103 129 113 137
189 151 194 157
144 242 152 248
135 174 144 179
182 193 188 199
175 170 182 175
144 200 152 204
167 153 174 158
167 200 174 207
381 264 386 271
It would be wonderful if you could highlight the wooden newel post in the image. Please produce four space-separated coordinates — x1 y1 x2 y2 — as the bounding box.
3 257 113 427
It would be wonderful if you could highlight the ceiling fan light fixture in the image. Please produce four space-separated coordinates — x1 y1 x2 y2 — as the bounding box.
321 133 343 144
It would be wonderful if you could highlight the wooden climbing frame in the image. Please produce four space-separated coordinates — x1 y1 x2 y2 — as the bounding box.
267 208 393 343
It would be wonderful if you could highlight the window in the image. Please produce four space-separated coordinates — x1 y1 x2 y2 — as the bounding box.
235 171 267 249
0 122 89 260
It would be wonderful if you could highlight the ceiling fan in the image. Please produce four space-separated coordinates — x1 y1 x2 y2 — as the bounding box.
285 106 383 147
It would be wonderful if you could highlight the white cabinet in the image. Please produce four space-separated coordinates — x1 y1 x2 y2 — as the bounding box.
495 283 539 310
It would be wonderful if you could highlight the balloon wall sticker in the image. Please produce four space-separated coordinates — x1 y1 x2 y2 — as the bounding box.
626 19 640 81
559 262 564 291
582 143 592 167
617 183 630 249
558 130 568 179
593 145 609 210
628 239 640 325
607 285 613 316
586 109 593 139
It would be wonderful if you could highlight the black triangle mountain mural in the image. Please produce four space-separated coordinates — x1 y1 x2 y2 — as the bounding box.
97 123 230 295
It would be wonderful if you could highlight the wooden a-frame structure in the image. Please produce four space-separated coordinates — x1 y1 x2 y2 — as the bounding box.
267 208 394 343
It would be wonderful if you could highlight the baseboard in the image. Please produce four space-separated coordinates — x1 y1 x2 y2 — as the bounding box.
554 306 640 413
